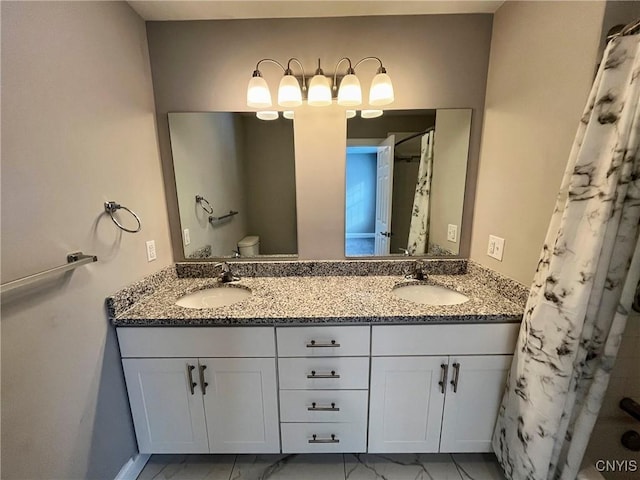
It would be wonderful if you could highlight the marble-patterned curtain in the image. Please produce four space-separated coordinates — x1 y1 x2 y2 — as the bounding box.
493 34 640 480
407 131 434 255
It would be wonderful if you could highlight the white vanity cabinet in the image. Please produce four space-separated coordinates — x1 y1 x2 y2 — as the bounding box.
118 327 280 454
276 326 370 453
368 324 518 454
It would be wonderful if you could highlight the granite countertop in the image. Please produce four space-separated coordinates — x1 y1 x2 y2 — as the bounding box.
109 264 526 326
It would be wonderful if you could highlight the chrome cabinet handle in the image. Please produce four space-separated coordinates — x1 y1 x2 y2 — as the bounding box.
198 364 209 395
306 340 341 348
438 363 448 394
308 402 340 411
309 434 339 444
186 364 197 395
307 370 340 379
451 363 460 393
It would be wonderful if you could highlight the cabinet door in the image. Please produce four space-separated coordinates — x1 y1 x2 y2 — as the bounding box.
440 355 512 453
122 358 209 454
201 358 280 453
368 356 447 453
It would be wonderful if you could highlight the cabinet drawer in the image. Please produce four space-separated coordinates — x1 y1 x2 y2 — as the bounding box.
279 390 368 424
281 422 366 453
117 327 275 358
371 324 519 356
277 326 370 357
278 357 369 390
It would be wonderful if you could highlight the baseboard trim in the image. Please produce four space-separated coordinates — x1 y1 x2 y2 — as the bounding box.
114 454 151 480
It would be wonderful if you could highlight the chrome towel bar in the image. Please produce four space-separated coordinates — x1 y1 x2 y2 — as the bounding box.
209 210 239 223
0 252 98 295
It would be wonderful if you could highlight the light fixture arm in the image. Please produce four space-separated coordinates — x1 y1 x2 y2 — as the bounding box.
353 56 386 73
253 58 286 77
285 57 307 91
332 57 354 92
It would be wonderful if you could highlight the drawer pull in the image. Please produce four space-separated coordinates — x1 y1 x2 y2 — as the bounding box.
438 363 448 394
186 364 197 395
307 370 340 379
450 362 460 393
308 402 340 411
306 340 341 348
309 434 339 444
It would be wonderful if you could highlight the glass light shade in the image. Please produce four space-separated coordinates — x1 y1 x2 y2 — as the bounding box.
256 111 279 121
278 75 302 107
337 74 362 106
345 110 356 119
283 111 294 120
247 76 272 108
369 72 394 106
307 74 332 106
361 109 383 119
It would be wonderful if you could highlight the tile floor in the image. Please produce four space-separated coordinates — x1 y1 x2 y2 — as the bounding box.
138 453 506 480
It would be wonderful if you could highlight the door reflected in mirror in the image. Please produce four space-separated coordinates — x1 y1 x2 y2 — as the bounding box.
168 112 297 259
345 109 471 257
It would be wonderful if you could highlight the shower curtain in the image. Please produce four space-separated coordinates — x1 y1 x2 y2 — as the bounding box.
407 130 434 255
493 34 640 480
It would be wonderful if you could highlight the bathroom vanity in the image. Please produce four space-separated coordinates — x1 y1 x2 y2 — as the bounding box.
109 260 525 456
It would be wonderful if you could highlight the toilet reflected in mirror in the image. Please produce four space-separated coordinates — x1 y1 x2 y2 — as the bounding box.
238 235 260 257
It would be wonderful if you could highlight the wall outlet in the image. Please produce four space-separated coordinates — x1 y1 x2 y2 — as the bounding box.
146 240 157 262
447 224 458 242
487 235 505 261
183 228 191 246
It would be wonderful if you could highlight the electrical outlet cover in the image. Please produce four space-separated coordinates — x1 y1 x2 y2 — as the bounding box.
488 235 505 261
447 224 458 242
146 240 157 262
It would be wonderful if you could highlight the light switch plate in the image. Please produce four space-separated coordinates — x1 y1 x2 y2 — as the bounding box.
447 224 458 242
146 240 157 262
183 228 191 246
488 235 505 261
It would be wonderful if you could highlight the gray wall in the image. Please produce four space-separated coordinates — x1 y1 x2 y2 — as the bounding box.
241 116 298 255
1 2 171 478
469 0 607 284
146 14 493 259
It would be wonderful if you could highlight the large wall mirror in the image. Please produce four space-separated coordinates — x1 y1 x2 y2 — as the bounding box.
345 109 471 257
168 112 297 259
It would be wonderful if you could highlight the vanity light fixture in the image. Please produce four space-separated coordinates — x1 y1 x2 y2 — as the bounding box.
247 58 307 109
333 56 394 107
345 110 357 119
283 111 295 120
246 56 394 109
307 59 332 106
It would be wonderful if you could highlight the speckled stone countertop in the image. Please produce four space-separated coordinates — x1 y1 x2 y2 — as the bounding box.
109 261 527 327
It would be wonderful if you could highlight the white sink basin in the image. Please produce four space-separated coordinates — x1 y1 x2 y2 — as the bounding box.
392 284 469 306
175 286 251 309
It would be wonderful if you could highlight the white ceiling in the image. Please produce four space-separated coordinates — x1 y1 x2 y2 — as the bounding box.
128 1 504 21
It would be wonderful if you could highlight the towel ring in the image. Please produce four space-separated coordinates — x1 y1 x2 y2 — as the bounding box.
104 201 142 233
195 195 214 215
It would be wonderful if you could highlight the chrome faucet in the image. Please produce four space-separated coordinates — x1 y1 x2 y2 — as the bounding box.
405 260 426 281
213 262 240 283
